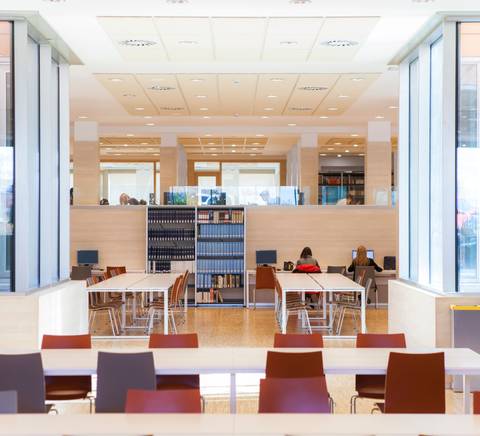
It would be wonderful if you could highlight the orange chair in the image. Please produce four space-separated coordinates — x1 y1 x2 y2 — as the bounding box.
351 333 406 413
106 266 127 278
41 334 94 412
377 352 445 414
274 333 323 348
258 377 330 413
125 389 201 413
254 266 276 309
474 392 480 414
149 333 199 390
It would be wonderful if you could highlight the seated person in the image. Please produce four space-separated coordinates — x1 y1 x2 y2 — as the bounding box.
294 247 321 273
348 245 383 280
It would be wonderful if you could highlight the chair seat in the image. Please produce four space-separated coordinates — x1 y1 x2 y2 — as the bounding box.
356 375 386 399
45 375 91 401
357 386 385 399
46 388 91 401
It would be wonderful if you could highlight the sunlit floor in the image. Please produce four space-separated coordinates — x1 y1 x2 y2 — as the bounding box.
55 306 466 415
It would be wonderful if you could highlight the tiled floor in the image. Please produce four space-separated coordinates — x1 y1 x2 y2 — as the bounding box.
58 306 465 415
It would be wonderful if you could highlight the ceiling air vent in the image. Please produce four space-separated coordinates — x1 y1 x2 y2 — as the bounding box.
290 107 313 111
298 86 328 91
149 85 176 91
119 39 157 47
321 40 358 48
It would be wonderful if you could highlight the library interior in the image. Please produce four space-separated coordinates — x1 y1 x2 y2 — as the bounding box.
2 0 480 434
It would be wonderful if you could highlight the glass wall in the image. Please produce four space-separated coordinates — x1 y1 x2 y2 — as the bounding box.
51 59 60 282
0 22 13 292
457 22 480 291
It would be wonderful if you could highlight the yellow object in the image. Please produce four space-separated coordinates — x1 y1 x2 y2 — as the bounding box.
450 305 480 311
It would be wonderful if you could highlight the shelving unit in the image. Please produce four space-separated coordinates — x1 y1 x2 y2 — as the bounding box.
318 171 365 205
196 207 246 306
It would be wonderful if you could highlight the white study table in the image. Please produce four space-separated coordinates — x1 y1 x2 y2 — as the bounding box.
19 346 480 414
1 414 480 436
87 273 181 334
276 273 364 335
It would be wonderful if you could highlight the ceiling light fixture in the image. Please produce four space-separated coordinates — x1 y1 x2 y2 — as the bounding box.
298 86 328 91
119 39 157 47
122 93 136 98
160 106 184 111
231 144 236 147
196 95 207 99
145 123 155 126
337 154 342 157
144 116 152 119
389 105 399 109
231 150 236 153
327 107 338 111
319 116 329 119
375 115 385 119
290 107 312 111
338 95 349 99
280 40 298 46
320 153 327 156
267 95 278 98
351 77 364 82
334 142 342 145
135 107 144 111
270 78 284 82
264 108 274 111
166 0 189 3
256 134 265 137
78 115 88 119
353 144 359 147
288 123 297 126
203 116 211 119
250 153 256 156
359 153 365 156
141 142 149 145
208 142 215 145
178 40 198 45
327 147 334 151
126 134 134 137
123 144 129 147
149 85 175 91
351 133 359 137
252 142 260 145
205 134 212 137
191 78 204 83
252 147 258 151
289 0 312 4
209 147 217 151
322 40 358 48
109 78 123 82
199 108 209 111
345 149 350 153
261 116 269 119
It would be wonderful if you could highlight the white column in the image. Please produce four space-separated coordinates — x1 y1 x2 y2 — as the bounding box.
366 122 392 206
298 133 318 205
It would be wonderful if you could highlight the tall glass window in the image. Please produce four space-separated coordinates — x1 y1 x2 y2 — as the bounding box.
430 37 443 287
0 22 13 292
457 23 480 291
51 60 60 281
409 58 420 282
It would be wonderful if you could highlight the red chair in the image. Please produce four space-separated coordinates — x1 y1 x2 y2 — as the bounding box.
265 351 324 378
378 352 445 414
106 266 126 278
474 392 480 414
258 377 330 413
125 388 201 413
351 333 406 413
254 266 276 309
149 333 199 390
41 334 93 412
274 333 323 348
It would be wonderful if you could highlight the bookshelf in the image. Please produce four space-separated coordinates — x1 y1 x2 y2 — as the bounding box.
196 207 246 306
318 171 365 205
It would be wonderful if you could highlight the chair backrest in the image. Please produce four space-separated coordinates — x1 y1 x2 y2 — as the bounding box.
0 353 45 413
71 265 92 280
0 391 17 414
258 377 330 413
384 352 445 413
326 266 346 275
273 333 323 348
125 389 201 413
274 278 283 302
474 392 480 414
41 334 92 349
265 351 324 378
355 265 375 286
149 333 198 348
356 333 406 348
256 266 276 290
96 352 156 413
106 266 126 278
176 271 189 301
169 276 183 308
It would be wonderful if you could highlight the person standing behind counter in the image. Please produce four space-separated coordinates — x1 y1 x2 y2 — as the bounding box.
348 245 382 281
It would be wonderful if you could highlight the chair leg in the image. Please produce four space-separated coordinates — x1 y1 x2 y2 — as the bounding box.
90 310 97 334
88 394 95 414
304 309 312 334
350 395 359 414
375 286 378 309
328 395 335 413
169 311 177 334
107 309 116 336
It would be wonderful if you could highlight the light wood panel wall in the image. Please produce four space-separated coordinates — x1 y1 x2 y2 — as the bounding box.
299 148 319 204
159 148 178 204
70 206 146 270
73 141 100 205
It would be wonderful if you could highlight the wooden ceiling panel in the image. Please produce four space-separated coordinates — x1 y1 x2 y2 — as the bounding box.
218 74 258 116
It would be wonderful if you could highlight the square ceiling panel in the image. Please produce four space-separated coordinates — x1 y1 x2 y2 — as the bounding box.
176 74 220 116
218 74 258 116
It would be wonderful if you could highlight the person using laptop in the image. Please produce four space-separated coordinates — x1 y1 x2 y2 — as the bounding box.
348 245 383 277
294 246 321 273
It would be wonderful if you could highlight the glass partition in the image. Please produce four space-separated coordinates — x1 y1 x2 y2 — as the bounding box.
0 22 13 291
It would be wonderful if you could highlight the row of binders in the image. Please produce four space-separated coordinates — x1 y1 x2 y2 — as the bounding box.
148 228 195 240
197 273 242 289
198 224 244 238
148 208 195 223
148 246 195 261
197 209 244 224
197 258 244 274
197 241 244 257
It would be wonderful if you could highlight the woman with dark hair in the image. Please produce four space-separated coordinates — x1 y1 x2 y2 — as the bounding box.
295 246 321 273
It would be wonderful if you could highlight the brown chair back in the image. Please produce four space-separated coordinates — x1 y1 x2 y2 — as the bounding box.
0 353 45 413
384 352 445 413
274 333 323 348
125 389 201 413
265 351 324 378
106 266 126 278
326 266 346 275
474 392 480 414
258 377 330 413
71 265 92 280
149 333 199 390
256 266 276 290
355 265 376 287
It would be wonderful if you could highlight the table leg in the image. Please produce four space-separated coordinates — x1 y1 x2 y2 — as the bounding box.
164 289 169 335
230 373 237 413
121 292 126 333
282 290 287 333
463 375 471 414
361 289 366 333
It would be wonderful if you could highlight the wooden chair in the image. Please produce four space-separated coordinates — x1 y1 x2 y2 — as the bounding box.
86 276 120 336
254 266 276 309
335 278 372 335
274 279 312 334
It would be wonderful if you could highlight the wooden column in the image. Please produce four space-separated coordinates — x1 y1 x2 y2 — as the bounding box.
299 133 319 205
159 134 178 204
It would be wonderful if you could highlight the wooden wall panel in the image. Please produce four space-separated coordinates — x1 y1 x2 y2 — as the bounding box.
70 206 146 270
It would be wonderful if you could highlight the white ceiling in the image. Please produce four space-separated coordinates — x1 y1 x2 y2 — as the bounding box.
2 0 479 159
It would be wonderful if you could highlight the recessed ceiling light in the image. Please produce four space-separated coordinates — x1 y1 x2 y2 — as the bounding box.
256 134 265 137
338 95 349 99
345 149 350 153
289 0 311 4
200 108 209 111
375 115 385 119
144 116 152 120
299 86 328 91
280 41 298 46
106 147 112 150
264 108 274 111
327 107 338 111
270 78 284 82
114 153 122 156
267 95 278 98
412 0 435 3
203 116 211 119
252 142 260 145
148 148 155 151
126 134 134 137
231 144 236 147
250 154 256 156
252 147 258 151
261 116 269 119
109 78 123 82
231 150 236 153
78 115 88 119
389 105 399 109
166 0 189 3
153 153 160 156
196 95 207 99
135 107 144 111
351 133 359 137
160 106 184 111
319 116 329 119
205 134 212 137
119 39 157 47
353 144 359 147
208 142 215 145
351 77 364 82
178 40 198 45
145 123 155 126
123 144 129 147
327 148 334 151
212 153 218 156
359 153 365 156
334 142 342 145
141 142 149 145
337 154 342 157
233 113 240 117
191 78 204 83
322 40 358 48
209 147 217 151
149 85 175 91
288 123 297 126
320 153 327 156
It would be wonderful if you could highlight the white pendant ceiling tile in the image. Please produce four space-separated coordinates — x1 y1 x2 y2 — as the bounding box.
212 18 267 61
154 18 214 61
284 74 339 116
218 74 258 116
253 74 298 116
309 17 380 61
176 74 220 116
263 18 324 62
98 17 167 61
136 74 189 116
